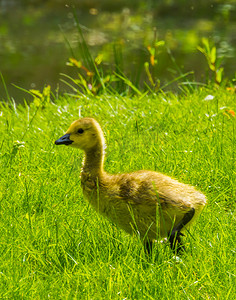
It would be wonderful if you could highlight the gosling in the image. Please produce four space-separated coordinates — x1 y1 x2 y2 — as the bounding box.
55 117 206 254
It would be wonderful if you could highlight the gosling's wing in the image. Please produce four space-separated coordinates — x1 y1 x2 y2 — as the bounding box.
112 171 192 211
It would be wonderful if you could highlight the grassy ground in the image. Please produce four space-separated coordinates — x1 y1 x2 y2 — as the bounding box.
0 87 235 299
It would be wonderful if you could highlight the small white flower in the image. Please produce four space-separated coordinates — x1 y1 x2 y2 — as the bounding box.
204 95 214 101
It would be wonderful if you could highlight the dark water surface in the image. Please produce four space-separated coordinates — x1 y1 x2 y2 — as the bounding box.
0 1 235 103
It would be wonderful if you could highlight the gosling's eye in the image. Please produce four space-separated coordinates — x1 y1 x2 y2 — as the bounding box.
77 128 84 134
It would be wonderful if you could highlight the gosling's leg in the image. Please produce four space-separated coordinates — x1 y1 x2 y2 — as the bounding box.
169 208 195 254
144 240 154 255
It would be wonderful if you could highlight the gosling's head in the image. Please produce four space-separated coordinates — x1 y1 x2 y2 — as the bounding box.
55 117 105 152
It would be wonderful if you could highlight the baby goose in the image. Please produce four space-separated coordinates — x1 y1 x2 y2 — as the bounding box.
55 117 206 254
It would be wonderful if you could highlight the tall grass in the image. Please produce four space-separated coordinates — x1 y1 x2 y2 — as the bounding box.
0 85 235 298
60 14 204 97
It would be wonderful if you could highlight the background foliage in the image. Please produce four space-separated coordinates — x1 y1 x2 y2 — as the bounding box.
0 0 235 102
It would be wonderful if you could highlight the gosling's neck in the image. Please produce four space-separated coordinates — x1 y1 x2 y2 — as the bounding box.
82 145 105 178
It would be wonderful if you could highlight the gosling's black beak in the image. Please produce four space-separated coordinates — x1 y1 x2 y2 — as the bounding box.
55 133 73 145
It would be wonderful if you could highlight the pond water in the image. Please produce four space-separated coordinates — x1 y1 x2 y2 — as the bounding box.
0 1 235 103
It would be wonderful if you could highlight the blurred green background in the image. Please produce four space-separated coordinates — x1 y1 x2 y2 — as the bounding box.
0 0 235 102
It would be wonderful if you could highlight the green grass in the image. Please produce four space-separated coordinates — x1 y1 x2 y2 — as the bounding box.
0 87 235 299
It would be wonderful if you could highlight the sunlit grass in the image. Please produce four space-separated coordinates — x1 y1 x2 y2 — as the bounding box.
0 87 235 298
